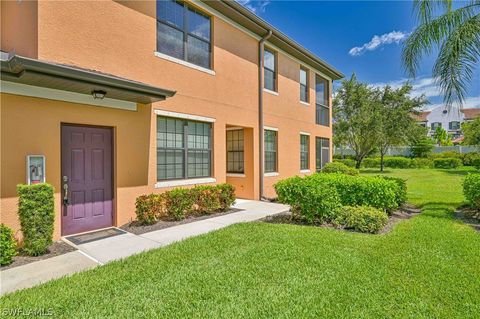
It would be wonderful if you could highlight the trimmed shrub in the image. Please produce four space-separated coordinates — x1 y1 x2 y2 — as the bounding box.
411 158 434 168
461 153 480 166
362 158 380 168
433 158 462 169
322 162 359 175
378 176 407 206
135 183 236 223
463 173 480 209
135 194 167 225
165 188 195 220
17 184 55 256
192 185 222 214
383 157 412 169
333 158 356 168
333 206 388 234
309 173 400 213
275 177 341 223
216 183 236 210
473 157 480 170
430 151 463 159
0 224 17 266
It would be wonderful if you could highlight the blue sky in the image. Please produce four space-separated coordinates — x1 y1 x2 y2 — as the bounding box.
238 0 480 110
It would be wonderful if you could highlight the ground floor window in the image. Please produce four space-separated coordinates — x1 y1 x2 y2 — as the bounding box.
316 137 330 171
157 116 211 181
226 129 244 173
300 134 309 170
264 130 278 173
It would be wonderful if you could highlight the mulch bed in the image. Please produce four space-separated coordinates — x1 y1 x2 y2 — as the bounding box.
455 207 480 232
262 204 422 235
120 208 243 235
1 241 77 271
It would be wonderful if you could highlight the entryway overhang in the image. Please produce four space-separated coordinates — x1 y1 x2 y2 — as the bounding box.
0 52 176 110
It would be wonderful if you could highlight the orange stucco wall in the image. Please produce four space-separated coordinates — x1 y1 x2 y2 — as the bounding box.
1 0 333 239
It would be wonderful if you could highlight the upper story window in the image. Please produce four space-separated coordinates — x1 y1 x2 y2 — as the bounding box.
264 48 276 92
157 116 212 181
449 121 460 130
300 67 309 103
156 0 211 69
315 75 330 126
431 122 442 130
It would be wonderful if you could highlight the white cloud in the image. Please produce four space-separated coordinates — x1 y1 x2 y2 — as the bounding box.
371 77 440 98
349 31 409 56
428 96 480 110
236 0 271 13
371 77 480 110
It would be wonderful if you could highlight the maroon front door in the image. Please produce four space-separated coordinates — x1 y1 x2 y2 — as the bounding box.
61 125 113 235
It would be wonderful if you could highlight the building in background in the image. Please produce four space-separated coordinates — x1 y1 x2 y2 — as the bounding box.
413 105 480 141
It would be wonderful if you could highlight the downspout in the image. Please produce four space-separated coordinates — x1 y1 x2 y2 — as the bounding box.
258 30 272 200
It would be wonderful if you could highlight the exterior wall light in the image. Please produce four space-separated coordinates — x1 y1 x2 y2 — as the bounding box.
92 90 107 99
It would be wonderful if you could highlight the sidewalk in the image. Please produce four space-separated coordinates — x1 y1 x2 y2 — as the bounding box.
0 199 288 296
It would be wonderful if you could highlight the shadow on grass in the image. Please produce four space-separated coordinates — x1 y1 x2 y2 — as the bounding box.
439 169 474 176
359 169 394 174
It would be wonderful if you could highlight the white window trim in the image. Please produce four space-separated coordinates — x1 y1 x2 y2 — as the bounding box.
154 109 216 123
263 88 279 96
300 169 311 174
300 101 310 106
264 126 278 131
155 177 216 188
264 172 279 177
226 126 243 131
226 173 246 177
300 131 310 136
154 51 215 76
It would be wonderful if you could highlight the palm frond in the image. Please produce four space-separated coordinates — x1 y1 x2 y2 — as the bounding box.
433 14 480 106
413 0 452 23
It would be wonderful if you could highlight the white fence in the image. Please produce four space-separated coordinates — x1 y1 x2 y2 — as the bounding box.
334 145 479 157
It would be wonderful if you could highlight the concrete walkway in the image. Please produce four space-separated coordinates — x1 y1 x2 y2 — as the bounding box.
0 199 288 296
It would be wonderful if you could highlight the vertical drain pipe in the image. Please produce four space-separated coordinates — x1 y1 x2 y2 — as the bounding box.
259 30 272 200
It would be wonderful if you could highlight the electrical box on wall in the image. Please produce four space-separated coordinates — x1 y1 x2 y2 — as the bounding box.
26 155 46 184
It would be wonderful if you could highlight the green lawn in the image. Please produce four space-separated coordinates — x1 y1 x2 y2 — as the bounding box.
1 169 479 318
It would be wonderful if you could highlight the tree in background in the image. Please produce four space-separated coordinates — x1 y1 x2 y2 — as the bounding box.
409 126 435 157
377 84 427 171
333 74 382 168
433 126 453 146
402 0 480 108
463 117 480 145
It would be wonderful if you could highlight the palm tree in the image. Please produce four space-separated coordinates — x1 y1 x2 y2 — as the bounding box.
402 0 480 107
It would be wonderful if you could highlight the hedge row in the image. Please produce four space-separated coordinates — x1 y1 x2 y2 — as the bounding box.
335 152 480 168
321 162 359 175
463 173 480 209
136 183 236 224
335 156 465 169
274 173 403 233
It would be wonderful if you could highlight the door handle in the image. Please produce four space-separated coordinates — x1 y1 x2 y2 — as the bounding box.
63 176 70 208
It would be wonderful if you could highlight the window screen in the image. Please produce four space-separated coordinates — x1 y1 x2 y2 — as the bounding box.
300 134 309 170
264 130 277 173
226 129 244 174
316 137 330 171
315 75 330 126
157 116 211 181
264 49 276 91
300 68 308 102
157 0 211 69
